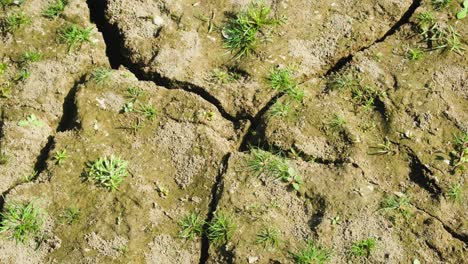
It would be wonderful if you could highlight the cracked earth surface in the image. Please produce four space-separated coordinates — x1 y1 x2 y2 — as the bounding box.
0 0 466 263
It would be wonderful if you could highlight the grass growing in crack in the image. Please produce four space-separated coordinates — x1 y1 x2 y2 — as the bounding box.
91 67 111 85
407 48 424 60
256 226 280 249
207 211 235 245
327 72 360 91
59 207 80 225
0 202 44 243
53 149 68 165
446 183 463 203
58 24 92 53
350 238 376 258
222 1 282 59
269 101 291 118
22 170 38 183
20 50 42 65
380 193 412 218
450 132 467 171
268 67 304 102
432 0 452 10
137 103 157 121
43 0 68 19
179 212 205 240
415 12 435 34
4 12 31 32
291 240 331 264
249 148 303 191
86 155 128 191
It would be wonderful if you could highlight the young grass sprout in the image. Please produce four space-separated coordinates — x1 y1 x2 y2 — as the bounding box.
446 183 462 203
380 193 412 219
432 0 452 10
91 67 111 85
0 202 44 243
59 207 80 225
179 212 205 240
4 12 31 32
350 238 376 258
222 1 282 59
43 0 68 19
450 132 467 171
20 50 42 65
138 103 157 121
58 24 93 53
268 67 304 102
249 148 303 191
86 155 128 191
207 211 235 245
291 240 331 264
256 226 280 249
328 114 346 132
407 48 424 61
53 149 68 165
269 101 291 118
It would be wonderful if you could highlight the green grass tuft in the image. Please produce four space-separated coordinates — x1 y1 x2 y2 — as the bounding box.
59 207 80 225
43 0 68 19
86 155 128 191
446 183 463 203
20 50 42 64
4 12 31 32
58 24 93 53
207 211 235 245
222 1 282 59
291 240 331 264
380 193 412 218
53 149 68 165
0 202 44 243
179 212 205 240
91 67 111 85
256 226 280 249
350 238 376 258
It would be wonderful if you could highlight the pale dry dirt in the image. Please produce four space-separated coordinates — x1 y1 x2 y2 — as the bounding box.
0 0 466 263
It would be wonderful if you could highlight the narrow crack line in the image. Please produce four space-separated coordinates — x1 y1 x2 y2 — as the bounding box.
414 205 468 245
324 0 422 77
86 0 242 124
199 152 231 263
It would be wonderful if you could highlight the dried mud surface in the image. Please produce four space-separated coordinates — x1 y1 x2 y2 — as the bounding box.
0 0 466 263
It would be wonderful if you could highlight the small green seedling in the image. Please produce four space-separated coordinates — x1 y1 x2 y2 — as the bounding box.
446 183 462 203
179 212 205 240
350 238 376 258
210 68 240 84
430 25 464 54
328 114 346 131
127 86 144 102
59 207 80 225
122 102 134 113
450 132 468 171
351 85 383 111
0 63 7 75
58 24 93 53
331 215 341 226
15 68 30 81
4 12 31 32
53 149 68 165
222 1 282 59
20 50 42 64
43 0 68 19
291 240 331 264
407 48 424 60
380 193 412 218
327 72 360 91
207 211 235 245
17 114 44 127
0 202 44 243
91 67 111 85
368 139 396 156
432 0 452 10
249 148 304 191
86 155 128 191
0 82 12 98
256 226 280 249
138 103 157 120
269 101 291 118
268 67 304 102
23 170 38 183
457 0 468 19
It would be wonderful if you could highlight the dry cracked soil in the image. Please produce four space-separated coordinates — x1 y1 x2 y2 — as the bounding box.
0 0 467 263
